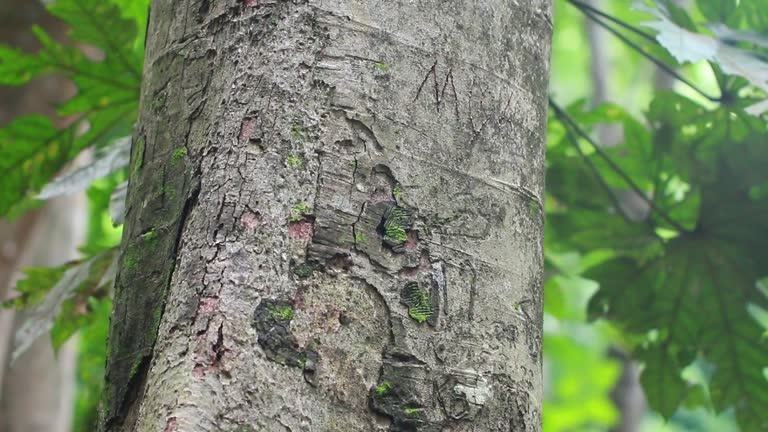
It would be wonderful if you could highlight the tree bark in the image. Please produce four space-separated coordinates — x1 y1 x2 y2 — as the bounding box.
102 1 553 431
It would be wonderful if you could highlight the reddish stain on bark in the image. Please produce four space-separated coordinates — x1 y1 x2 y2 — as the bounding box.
198 297 219 315
164 417 178 432
244 0 259 6
405 231 419 251
288 218 314 241
192 364 206 378
294 286 305 310
399 265 419 278
398 250 430 278
239 117 257 142
192 322 231 378
241 210 262 230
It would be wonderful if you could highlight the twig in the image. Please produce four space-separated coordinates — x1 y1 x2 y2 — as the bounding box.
549 98 691 233
569 0 722 102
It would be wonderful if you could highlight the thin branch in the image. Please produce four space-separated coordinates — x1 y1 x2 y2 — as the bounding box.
568 0 657 42
570 1 722 102
549 101 634 225
549 98 692 234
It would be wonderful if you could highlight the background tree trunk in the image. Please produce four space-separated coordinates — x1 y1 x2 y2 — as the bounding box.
0 2 82 431
0 196 84 432
583 5 648 431
102 1 553 431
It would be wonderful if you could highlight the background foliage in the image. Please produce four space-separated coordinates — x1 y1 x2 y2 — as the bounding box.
0 0 766 430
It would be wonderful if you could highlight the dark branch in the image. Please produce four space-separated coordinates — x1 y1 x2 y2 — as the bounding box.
568 0 722 102
549 98 692 234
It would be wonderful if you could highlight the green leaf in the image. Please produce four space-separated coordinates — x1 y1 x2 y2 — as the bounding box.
697 0 738 23
0 105 134 216
0 0 141 216
0 116 74 215
47 0 143 77
637 3 768 114
3 266 68 310
73 296 111 431
0 44 50 85
585 135 768 428
10 248 118 361
636 345 693 419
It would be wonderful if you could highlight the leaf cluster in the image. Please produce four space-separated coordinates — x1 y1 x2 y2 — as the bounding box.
549 0 768 429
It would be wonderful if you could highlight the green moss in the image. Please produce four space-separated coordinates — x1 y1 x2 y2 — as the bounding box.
392 184 402 201
152 306 162 329
354 231 367 244
403 282 432 324
293 263 315 279
404 407 423 416
141 228 159 249
528 200 539 216
287 152 304 168
131 137 144 180
268 304 294 321
289 201 310 222
170 147 188 166
128 357 143 380
123 254 137 270
151 93 167 111
375 381 392 396
386 224 407 243
383 206 410 246
291 123 304 141
161 184 176 199
375 62 389 72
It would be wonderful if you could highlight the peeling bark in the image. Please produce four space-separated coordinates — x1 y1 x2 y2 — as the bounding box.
102 1 552 431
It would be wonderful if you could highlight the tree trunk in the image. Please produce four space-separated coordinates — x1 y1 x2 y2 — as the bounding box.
102 1 553 431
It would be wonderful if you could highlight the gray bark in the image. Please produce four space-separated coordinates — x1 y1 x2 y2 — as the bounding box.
102 1 553 431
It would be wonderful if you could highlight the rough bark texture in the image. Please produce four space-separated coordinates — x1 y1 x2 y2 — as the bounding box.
102 1 553 431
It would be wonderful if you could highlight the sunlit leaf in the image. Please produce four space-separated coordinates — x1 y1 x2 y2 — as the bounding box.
636 2 768 114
